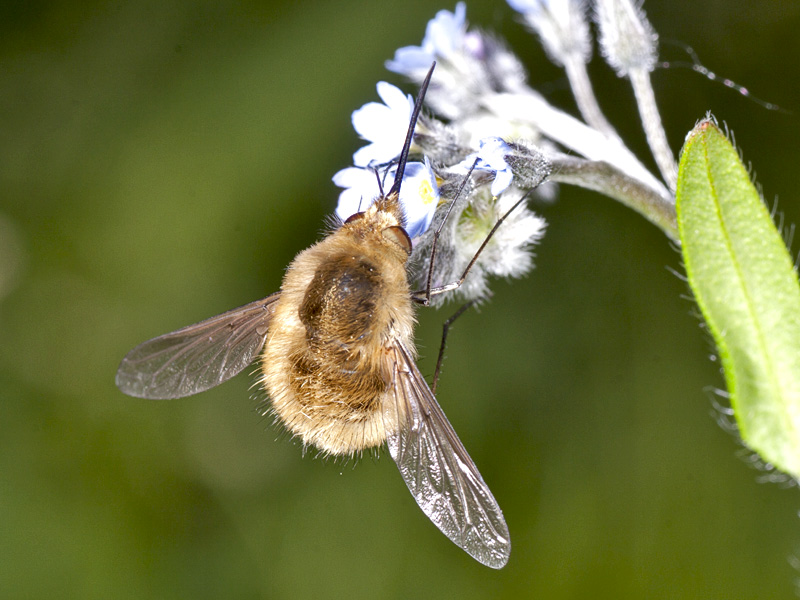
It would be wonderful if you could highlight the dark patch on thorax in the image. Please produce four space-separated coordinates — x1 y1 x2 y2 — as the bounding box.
299 254 383 349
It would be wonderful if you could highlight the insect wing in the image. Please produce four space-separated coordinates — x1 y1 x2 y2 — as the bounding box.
116 293 280 399
383 341 511 568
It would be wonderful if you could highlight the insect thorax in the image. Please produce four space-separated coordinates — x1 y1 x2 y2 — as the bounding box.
299 253 384 353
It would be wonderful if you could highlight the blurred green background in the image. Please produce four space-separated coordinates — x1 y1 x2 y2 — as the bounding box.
2 1 800 598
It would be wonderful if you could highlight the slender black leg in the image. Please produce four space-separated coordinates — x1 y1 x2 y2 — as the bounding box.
413 190 532 303
432 299 479 395
414 160 478 306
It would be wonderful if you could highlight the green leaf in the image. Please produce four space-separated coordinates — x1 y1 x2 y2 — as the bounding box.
677 118 800 479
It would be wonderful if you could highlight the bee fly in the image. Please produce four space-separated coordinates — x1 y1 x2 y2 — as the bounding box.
116 63 511 568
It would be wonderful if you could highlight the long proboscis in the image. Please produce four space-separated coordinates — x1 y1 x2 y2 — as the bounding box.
388 62 435 199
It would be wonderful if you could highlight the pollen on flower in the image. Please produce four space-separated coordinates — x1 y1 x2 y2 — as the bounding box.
418 179 436 207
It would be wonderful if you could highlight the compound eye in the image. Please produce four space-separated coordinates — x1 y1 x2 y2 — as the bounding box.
344 212 365 224
382 225 412 255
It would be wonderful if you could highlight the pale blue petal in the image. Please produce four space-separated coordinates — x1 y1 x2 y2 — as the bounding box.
458 137 514 196
477 137 513 169
386 46 435 75
332 162 438 239
386 3 467 73
506 0 544 14
398 160 439 238
491 169 514 196
423 2 467 58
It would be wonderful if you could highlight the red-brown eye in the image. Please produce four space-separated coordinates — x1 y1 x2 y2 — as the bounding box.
344 212 365 224
382 225 412 255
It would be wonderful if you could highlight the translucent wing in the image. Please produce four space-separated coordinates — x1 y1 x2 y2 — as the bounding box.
383 340 511 568
116 293 280 399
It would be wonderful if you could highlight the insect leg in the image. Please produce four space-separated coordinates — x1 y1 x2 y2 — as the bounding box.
412 188 534 303
432 299 478 395
413 159 478 306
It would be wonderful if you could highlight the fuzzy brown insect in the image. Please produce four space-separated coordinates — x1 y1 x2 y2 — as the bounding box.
116 64 511 568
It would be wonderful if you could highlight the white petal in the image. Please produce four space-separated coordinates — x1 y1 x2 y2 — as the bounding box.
333 167 380 219
352 102 391 141
376 82 413 117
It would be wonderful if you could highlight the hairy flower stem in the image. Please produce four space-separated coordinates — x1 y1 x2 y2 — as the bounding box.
549 153 678 240
629 67 677 190
563 57 619 141
487 92 668 199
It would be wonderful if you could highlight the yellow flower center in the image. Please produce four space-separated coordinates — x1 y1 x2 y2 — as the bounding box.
418 179 435 206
